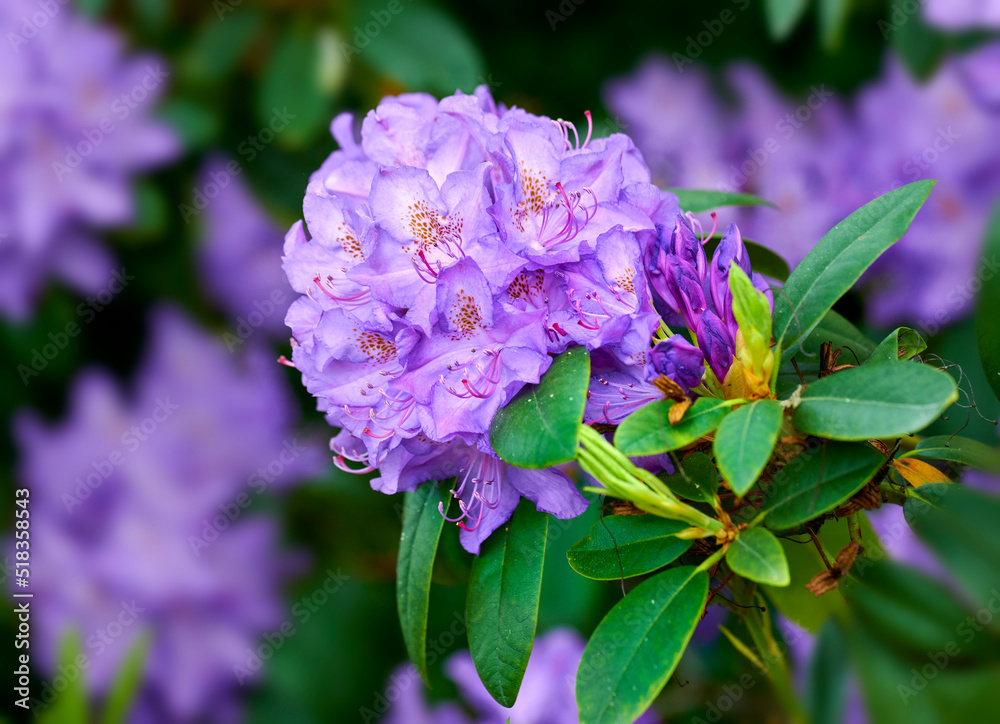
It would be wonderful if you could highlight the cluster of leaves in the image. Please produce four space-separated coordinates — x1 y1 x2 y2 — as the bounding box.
397 178 1000 723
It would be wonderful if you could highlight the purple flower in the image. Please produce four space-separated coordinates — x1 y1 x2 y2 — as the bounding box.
383 628 660 724
585 350 664 425
12 308 321 721
196 156 293 337
647 335 705 392
925 0 1000 29
0 1 179 318
283 86 682 550
696 310 736 384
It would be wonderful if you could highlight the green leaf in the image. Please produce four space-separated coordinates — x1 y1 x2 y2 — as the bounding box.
793 362 958 440
615 397 732 457
577 566 708 724
362 6 485 95
773 180 935 366
660 451 718 503
77 0 110 18
490 346 590 468
977 202 1000 404
901 435 1000 473
37 631 88 724
257 24 329 149
890 9 947 81
865 327 927 365
818 0 850 49
467 500 548 707
843 557 998 659
703 236 790 282
730 264 772 340
133 0 169 27
762 441 884 530
180 12 262 84
726 527 790 586
667 188 776 214
798 309 877 361
764 0 809 40
904 483 1000 609
713 399 784 496
396 481 449 683
805 618 851 724
567 515 692 580
157 98 220 151
101 634 151 724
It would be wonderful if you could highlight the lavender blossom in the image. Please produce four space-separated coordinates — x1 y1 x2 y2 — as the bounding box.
382 628 659 724
283 86 681 552
925 0 1000 29
0 0 179 318
196 156 293 338
12 308 321 721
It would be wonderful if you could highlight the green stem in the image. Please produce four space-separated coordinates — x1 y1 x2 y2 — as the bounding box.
847 513 862 545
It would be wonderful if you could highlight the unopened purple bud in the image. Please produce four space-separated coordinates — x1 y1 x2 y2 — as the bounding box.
646 336 705 392
696 310 735 382
668 215 707 281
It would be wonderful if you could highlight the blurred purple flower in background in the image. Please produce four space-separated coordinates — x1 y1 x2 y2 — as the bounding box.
13 307 322 721
605 50 1000 330
925 0 1000 30
0 0 178 319
196 156 293 339
382 628 659 723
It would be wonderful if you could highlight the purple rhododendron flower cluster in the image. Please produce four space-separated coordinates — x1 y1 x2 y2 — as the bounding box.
0 0 178 318
605 46 1000 329
12 308 322 722
382 628 659 724
196 156 294 340
283 87 761 552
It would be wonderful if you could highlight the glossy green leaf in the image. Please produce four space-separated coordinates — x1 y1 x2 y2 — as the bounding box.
577 566 708 724
774 180 935 366
905 483 1000 608
615 396 732 457
901 435 1000 473
363 6 485 95
977 202 1000 404
667 188 776 215
805 618 850 724
865 327 927 365
467 501 548 707
567 515 691 581
703 236 790 282
713 399 784 496
397 482 448 683
726 527 790 586
819 0 850 49
764 0 809 40
843 557 998 659
762 441 884 530
793 362 958 440
258 25 329 149
798 309 877 362
101 634 151 724
491 347 589 468
661 451 718 503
